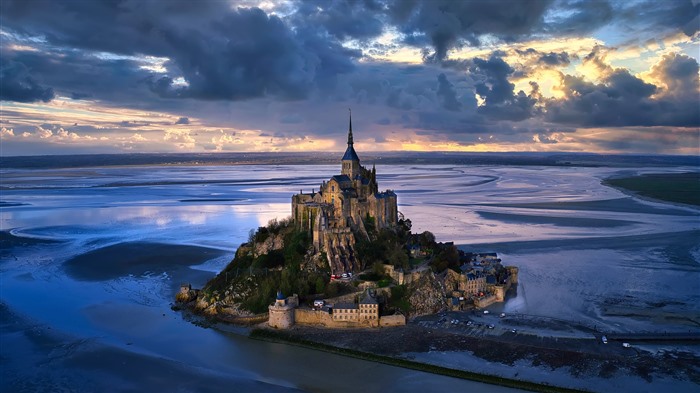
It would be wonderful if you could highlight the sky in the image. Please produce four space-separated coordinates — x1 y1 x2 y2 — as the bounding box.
1 0 699 156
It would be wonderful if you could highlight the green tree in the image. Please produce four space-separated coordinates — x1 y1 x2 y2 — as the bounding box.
326 281 339 297
388 244 409 269
315 276 326 294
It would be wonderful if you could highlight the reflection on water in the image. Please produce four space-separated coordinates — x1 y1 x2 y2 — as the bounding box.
1 164 699 391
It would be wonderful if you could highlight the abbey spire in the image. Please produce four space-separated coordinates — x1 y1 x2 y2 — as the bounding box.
348 108 354 145
341 109 360 178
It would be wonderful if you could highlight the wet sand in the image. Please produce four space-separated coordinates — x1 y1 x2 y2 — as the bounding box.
0 303 299 393
276 316 700 392
63 241 227 281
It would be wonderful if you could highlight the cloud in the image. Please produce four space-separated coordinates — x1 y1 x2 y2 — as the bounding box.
646 52 700 100
469 55 539 121
533 131 574 144
0 59 55 102
545 50 700 127
1 1 360 103
386 0 551 61
163 129 196 149
542 0 613 36
436 73 461 111
538 51 571 67
175 117 190 125
1 127 15 138
290 0 385 41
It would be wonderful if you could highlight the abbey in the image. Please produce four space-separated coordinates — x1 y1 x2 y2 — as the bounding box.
291 113 398 274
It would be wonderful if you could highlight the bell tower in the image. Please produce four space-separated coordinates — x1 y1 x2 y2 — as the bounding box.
341 109 360 178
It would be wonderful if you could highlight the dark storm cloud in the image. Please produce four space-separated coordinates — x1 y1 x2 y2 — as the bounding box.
545 53 700 127
1 46 155 104
468 55 538 121
70 92 92 100
0 0 359 102
175 117 190 125
436 73 461 111
616 0 699 38
538 52 571 66
290 0 385 41
0 58 54 103
543 0 614 36
385 0 552 60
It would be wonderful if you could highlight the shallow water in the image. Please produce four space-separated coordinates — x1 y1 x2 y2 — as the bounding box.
1 163 699 391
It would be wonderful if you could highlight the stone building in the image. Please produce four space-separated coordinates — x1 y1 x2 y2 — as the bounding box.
268 290 295 329
291 112 398 274
332 303 359 322
358 290 379 326
330 290 379 326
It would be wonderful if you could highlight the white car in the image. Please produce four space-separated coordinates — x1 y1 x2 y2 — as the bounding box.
601 336 608 344
622 342 631 348
483 310 490 314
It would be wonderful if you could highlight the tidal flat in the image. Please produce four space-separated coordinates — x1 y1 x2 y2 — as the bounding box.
1 158 699 392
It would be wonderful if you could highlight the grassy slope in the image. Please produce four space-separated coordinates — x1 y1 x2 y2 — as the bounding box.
604 172 700 206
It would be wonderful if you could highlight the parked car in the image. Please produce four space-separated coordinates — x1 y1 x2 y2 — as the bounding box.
500 312 506 318
622 342 631 348
601 336 608 344
341 273 348 279
466 321 473 326
483 310 490 314
511 329 517 333
488 324 495 329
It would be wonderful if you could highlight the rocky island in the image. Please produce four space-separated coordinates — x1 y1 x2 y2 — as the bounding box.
177 113 517 327
174 116 699 392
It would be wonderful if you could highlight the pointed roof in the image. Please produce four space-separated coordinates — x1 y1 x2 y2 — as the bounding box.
360 290 378 305
342 109 360 161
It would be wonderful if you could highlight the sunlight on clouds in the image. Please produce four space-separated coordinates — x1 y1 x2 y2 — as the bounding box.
138 56 169 73
210 129 336 152
164 129 196 149
0 127 15 138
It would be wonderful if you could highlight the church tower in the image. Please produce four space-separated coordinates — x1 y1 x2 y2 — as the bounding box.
341 109 360 179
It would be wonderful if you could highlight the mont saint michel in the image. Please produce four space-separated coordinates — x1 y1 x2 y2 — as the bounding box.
292 113 398 274
178 114 518 331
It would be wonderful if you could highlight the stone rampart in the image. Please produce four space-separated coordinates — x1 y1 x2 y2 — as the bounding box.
474 294 497 309
295 309 333 326
379 314 406 327
294 309 379 328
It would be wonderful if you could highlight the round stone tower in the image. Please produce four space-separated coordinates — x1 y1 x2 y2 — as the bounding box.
268 290 294 329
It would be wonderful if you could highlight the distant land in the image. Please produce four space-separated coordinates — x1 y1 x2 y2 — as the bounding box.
1 151 698 169
604 172 700 207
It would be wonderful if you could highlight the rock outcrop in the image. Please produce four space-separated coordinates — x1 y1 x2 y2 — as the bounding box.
406 270 448 317
253 233 285 256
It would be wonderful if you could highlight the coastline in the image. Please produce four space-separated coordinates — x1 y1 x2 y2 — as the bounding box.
233 312 699 393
